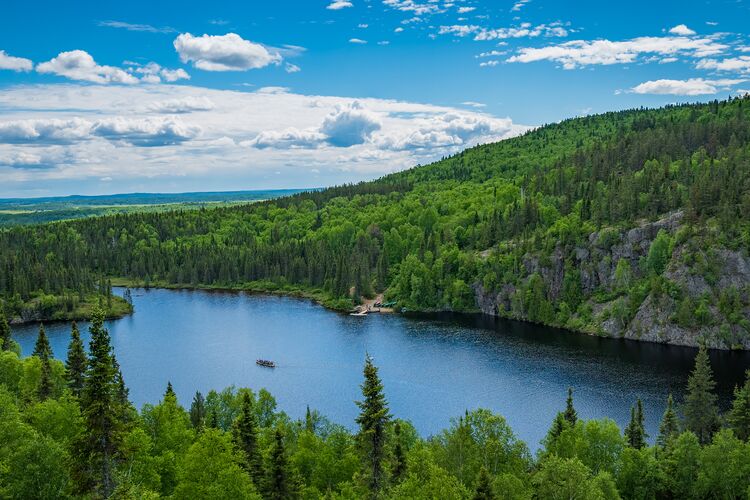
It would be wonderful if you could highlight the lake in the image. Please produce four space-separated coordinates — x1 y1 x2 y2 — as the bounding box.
12 287 750 449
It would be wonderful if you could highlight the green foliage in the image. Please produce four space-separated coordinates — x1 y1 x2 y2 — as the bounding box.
728 370 750 442
683 345 720 445
646 230 673 276
624 398 647 449
657 394 679 448
355 354 391 495
64 322 87 398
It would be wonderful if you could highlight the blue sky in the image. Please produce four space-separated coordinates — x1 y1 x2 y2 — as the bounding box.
1 0 749 197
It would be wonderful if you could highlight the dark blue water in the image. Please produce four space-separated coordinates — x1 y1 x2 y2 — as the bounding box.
11 288 750 449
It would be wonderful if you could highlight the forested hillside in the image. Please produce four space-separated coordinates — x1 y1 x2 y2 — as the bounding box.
2 312 750 498
2 97 750 348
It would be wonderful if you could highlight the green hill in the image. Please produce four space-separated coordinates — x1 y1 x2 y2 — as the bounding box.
2 97 749 348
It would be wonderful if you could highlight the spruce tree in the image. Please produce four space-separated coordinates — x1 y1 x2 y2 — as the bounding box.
265 429 296 500
190 391 206 430
683 345 720 445
355 354 391 496
208 408 219 429
391 421 407 483
78 308 121 497
727 370 750 441
657 394 679 447
563 387 578 426
33 323 52 359
0 305 11 351
473 467 495 500
624 398 647 449
65 322 87 398
165 381 175 398
233 391 263 485
305 405 314 433
34 324 53 401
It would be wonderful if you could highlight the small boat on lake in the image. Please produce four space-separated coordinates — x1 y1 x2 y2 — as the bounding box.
256 359 276 368
349 310 368 317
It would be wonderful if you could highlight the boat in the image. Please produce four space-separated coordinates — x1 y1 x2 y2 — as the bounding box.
349 310 368 317
256 359 276 368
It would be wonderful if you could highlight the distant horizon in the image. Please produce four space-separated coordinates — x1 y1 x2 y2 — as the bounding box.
0 186 314 202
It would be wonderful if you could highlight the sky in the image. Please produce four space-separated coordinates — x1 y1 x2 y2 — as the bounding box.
0 0 749 197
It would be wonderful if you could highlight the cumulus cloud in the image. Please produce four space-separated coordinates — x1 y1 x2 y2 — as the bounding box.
173 33 282 71
246 128 325 149
0 116 200 146
321 102 382 147
507 35 728 69
457 6 475 13
630 78 744 95
696 56 750 73
349 38 368 44
0 50 33 72
130 62 190 83
36 50 140 84
147 96 215 113
511 0 532 11
91 117 201 146
669 24 696 36
326 0 353 9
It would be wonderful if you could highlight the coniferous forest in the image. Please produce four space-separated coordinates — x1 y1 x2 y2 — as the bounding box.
2 98 750 348
1 310 750 499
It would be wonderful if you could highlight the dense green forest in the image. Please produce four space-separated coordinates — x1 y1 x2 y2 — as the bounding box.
2 97 750 347
1 310 750 498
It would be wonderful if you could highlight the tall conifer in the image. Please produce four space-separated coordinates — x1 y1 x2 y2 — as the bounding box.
65 322 87 398
355 354 391 496
683 345 720 445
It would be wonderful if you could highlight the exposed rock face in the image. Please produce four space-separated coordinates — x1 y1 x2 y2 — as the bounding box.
474 211 750 350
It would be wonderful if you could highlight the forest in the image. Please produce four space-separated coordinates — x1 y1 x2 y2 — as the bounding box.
1 308 750 499
1 97 750 347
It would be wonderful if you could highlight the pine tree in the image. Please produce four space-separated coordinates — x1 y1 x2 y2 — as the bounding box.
34 324 53 401
563 387 578 426
265 429 296 500
77 308 121 497
208 408 219 429
624 398 647 449
0 305 11 351
355 354 391 496
165 381 175 398
657 394 679 447
233 391 263 485
65 322 87 398
683 345 720 445
392 421 407 483
189 391 206 430
473 467 495 500
33 323 51 359
727 370 750 441
305 405 314 433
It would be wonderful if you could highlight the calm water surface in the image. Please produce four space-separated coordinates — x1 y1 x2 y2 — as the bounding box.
12 287 750 449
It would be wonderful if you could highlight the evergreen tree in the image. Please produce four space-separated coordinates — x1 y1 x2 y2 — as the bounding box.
265 429 296 500
683 345 720 445
473 467 495 500
624 398 647 449
189 391 206 430
208 408 219 429
548 412 569 440
0 305 11 351
391 421 407 483
355 354 391 496
165 381 175 398
233 391 263 485
65 322 87 398
657 394 679 447
77 308 121 497
564 387 578 426
305 405 314 433
33 323 51 359
727 370 750 441
34 324 53 401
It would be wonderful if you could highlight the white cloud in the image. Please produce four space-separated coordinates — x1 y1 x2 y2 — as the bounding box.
479 60 499 67
321 101 382 147
0 84 528 191
696 56 750 73
439 22 568 40
0 116 200 146
507 35 728 69
147 96 215 113
669 24 696 36
630 78 744 95
285 63 301 73
173 33 282 71
394 27 405 33
0 50 33 72
461 101 486 108
457 6 475 13
37 50 140 84
358 24 369 28
349 38 368 44
98 20 175 33
326 0 353 9
130 62 190 83
382 0 439 15
511 0 531 11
